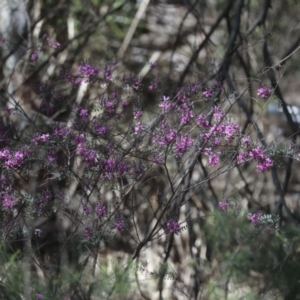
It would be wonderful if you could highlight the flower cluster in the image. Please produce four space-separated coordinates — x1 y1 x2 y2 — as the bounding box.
31 133 51 145
96 202 107 217
218 200 229 212
78 63 100 77
257 85 273 99
238 146 273 172
114 216 127 232
247 212 262 224
65 62 100 85
1 188 15 210
0 148 28 169
30 48 42 61
175 136 193 158
202 83 222 99
166 219 181 235
43 34 61 49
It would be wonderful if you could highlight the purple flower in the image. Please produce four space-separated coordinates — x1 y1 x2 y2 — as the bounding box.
256 157 273 172
35 229 42 237
2 149 26 169
118 160 130 175
114 217 127 232
30 51 39 61
93 122 109 135
53 126 70 137
203 87 213 98
247 212 262 224
2 195 14 209
133 110 142 120
0 176 8 185
103 67 112 80
134 122 144 135
96 202 106 217
204 148 221 166
179 103 194 125
159 96 173 112
121 100 129 109
174 136 193 158
0 148 10 160
83 205 91 215
164 128 176 144
149 61 157 68
68 75 83 85
148 80 158 91
213 106 224 121
2 189 15 210
105 101 115 110
223 123 239 141
79 108 89 119
248 147 265 160
166 219 180 235
43 34 60 49
74 134 85 144
208 152 220 166
50 41 60 49
241 136 251 147
84 227 93 240
214 138 221 146
32 133 51 145
237 152 247 163
257 85 272 99
218 200 229 212
78 63 99 77
77 144 97 164
36 293 43 299
196 114 209 128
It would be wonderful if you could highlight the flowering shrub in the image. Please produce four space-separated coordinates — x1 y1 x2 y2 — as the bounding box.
0 1 300 299
0 48 297 298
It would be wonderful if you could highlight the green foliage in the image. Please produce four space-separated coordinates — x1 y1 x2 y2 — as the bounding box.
202 211 300 299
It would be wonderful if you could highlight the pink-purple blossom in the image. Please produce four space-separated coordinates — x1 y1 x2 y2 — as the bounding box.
148 79 158 91
166 219 180 235
134 122 144 135
248 147 265 160
256 157 273 172
196 114 209 128
93 122 109 135
218 200 229 212
213 106 224 121
248 212 262 224
1 149 26 169
53 126 70 137
36 293 43 299
114 217 127 232
133 110 142 119
203 87 213 98
179 103 194 125
257 85 272 99
83 205 91 215
96 202 106 217
78 63 99 77
84 227 93 240
159 96 173 112
77 143 97 164
30 51 39 61
174 136 193 158
32 133 51 145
